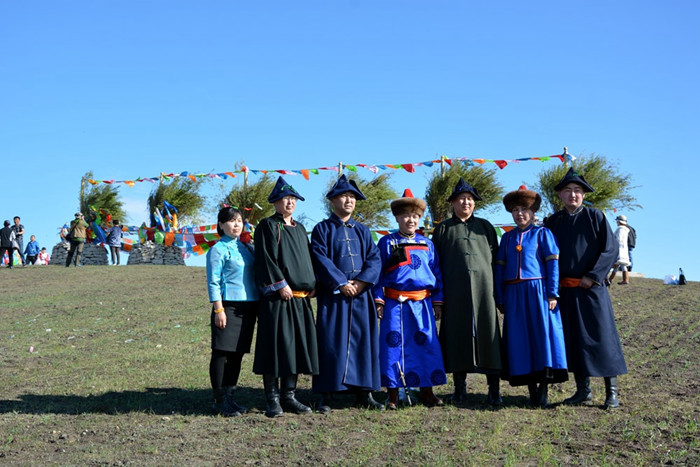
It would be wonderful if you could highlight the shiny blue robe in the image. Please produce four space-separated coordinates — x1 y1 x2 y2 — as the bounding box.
495 225 568 386
373 233 447 389
311 214 382 392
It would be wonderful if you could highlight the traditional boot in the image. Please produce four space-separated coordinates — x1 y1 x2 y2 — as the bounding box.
564 373 593 405
316 393 332 414
537 383 549 409
604 376 620 409
386 388 399 410
221 386 246 417
356 390 385 410
280 375 312 414
450 372 467 404
211 387 226 414
419 387 444 407
486 374 503 406
263 375 284 418
527 383 539 408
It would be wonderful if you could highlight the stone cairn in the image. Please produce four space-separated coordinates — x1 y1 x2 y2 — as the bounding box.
51 241 185 266
126 241 185 266
51 242 109 266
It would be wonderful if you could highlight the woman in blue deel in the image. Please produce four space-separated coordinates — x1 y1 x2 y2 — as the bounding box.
495 186 568 408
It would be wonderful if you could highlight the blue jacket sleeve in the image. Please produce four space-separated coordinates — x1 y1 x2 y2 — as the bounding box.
206 244 225 302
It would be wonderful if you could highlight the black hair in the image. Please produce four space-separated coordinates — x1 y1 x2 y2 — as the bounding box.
217 207 244 237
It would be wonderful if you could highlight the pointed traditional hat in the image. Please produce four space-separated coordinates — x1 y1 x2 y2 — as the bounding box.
447 177 483 202
503 185 542 212
553 167 594 193
391 188 427 216
326 174 366 200
267 176 305 203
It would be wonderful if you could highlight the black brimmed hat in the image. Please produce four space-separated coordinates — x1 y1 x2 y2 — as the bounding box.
447 177 482 202
554 168 594 193
326 174 366 200
267 176 305 203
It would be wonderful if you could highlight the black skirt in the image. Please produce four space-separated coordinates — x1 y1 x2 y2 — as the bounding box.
211 301 259 353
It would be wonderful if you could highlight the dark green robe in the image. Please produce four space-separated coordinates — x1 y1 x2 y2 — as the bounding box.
432 214 502 373
252 213 319 377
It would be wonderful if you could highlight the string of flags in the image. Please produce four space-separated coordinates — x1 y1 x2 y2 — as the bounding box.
87 151 573 186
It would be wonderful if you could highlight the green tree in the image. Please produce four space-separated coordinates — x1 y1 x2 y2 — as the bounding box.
425 163 504 223
221 174 277 225
80 171 127 223
536 154 640 215
321 173 398 229
147 177 206 227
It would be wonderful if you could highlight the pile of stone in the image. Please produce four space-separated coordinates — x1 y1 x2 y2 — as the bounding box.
127 241 185 266
51 242 109 266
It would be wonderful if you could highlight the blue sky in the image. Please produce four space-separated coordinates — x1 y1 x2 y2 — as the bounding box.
1 1 697 278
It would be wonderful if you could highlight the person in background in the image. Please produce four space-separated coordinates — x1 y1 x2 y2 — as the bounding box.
253 177 319 418
544 168 627 409
1 220 15 268
65 212 89 267
12 216 25 264
60 224 69 243
206 206 260 417
106 220 123 266
24 235 40 266
432 178 503 406
37 247 50 265
495 186 568 408
374 189 446 410
607 215 631 285
311 175 383 413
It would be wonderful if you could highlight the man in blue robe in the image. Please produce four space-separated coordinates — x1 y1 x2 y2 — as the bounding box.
544 168 628 409
311 175 384 412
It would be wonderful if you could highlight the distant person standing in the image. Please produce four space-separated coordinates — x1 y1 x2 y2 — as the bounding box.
608 215 631 285
106 220 123 266
37 247 50 265
65 212 89 267
544 168 627 409
24 235 40 265
1 220 15 268
12 216 25 264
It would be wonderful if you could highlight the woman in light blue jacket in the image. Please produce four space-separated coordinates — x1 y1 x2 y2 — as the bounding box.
206 207 260 416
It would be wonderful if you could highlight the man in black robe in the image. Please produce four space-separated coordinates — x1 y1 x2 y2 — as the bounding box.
544 168 628 409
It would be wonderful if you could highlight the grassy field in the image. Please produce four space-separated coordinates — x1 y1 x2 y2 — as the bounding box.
1 265 698 466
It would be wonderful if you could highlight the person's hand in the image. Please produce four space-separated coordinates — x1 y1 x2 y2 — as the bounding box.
279 285 293 300
308 288 316 298
433 304 443 320
352 280 368 295
214 310 227 329
579 276 594 289
496 304 504 314
548 298 558 310
375 303 384 319
339 283 357 297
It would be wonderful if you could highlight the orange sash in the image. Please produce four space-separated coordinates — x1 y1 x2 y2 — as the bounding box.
383 288 431 301
559 277 581 288
292 290 310 298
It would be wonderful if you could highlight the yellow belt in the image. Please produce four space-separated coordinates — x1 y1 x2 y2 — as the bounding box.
292 290 310 298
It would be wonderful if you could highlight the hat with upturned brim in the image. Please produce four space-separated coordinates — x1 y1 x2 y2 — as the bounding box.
447 177 483 202
326 174 366 200
554 167 594 193
503 185 542 212
268 176 305 203
615 214 627 225
391 189 427 216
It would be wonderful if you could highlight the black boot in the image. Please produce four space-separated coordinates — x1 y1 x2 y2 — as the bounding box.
280 375 312 414
604 376 619 409
221 386 246 417
316 392 332 414
537 383 549 409
527 383 538 408
564 373 593 405
486 374 503 406
355 390 385 410
450 371 467 404
211 387 226 414
263 375 284 418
